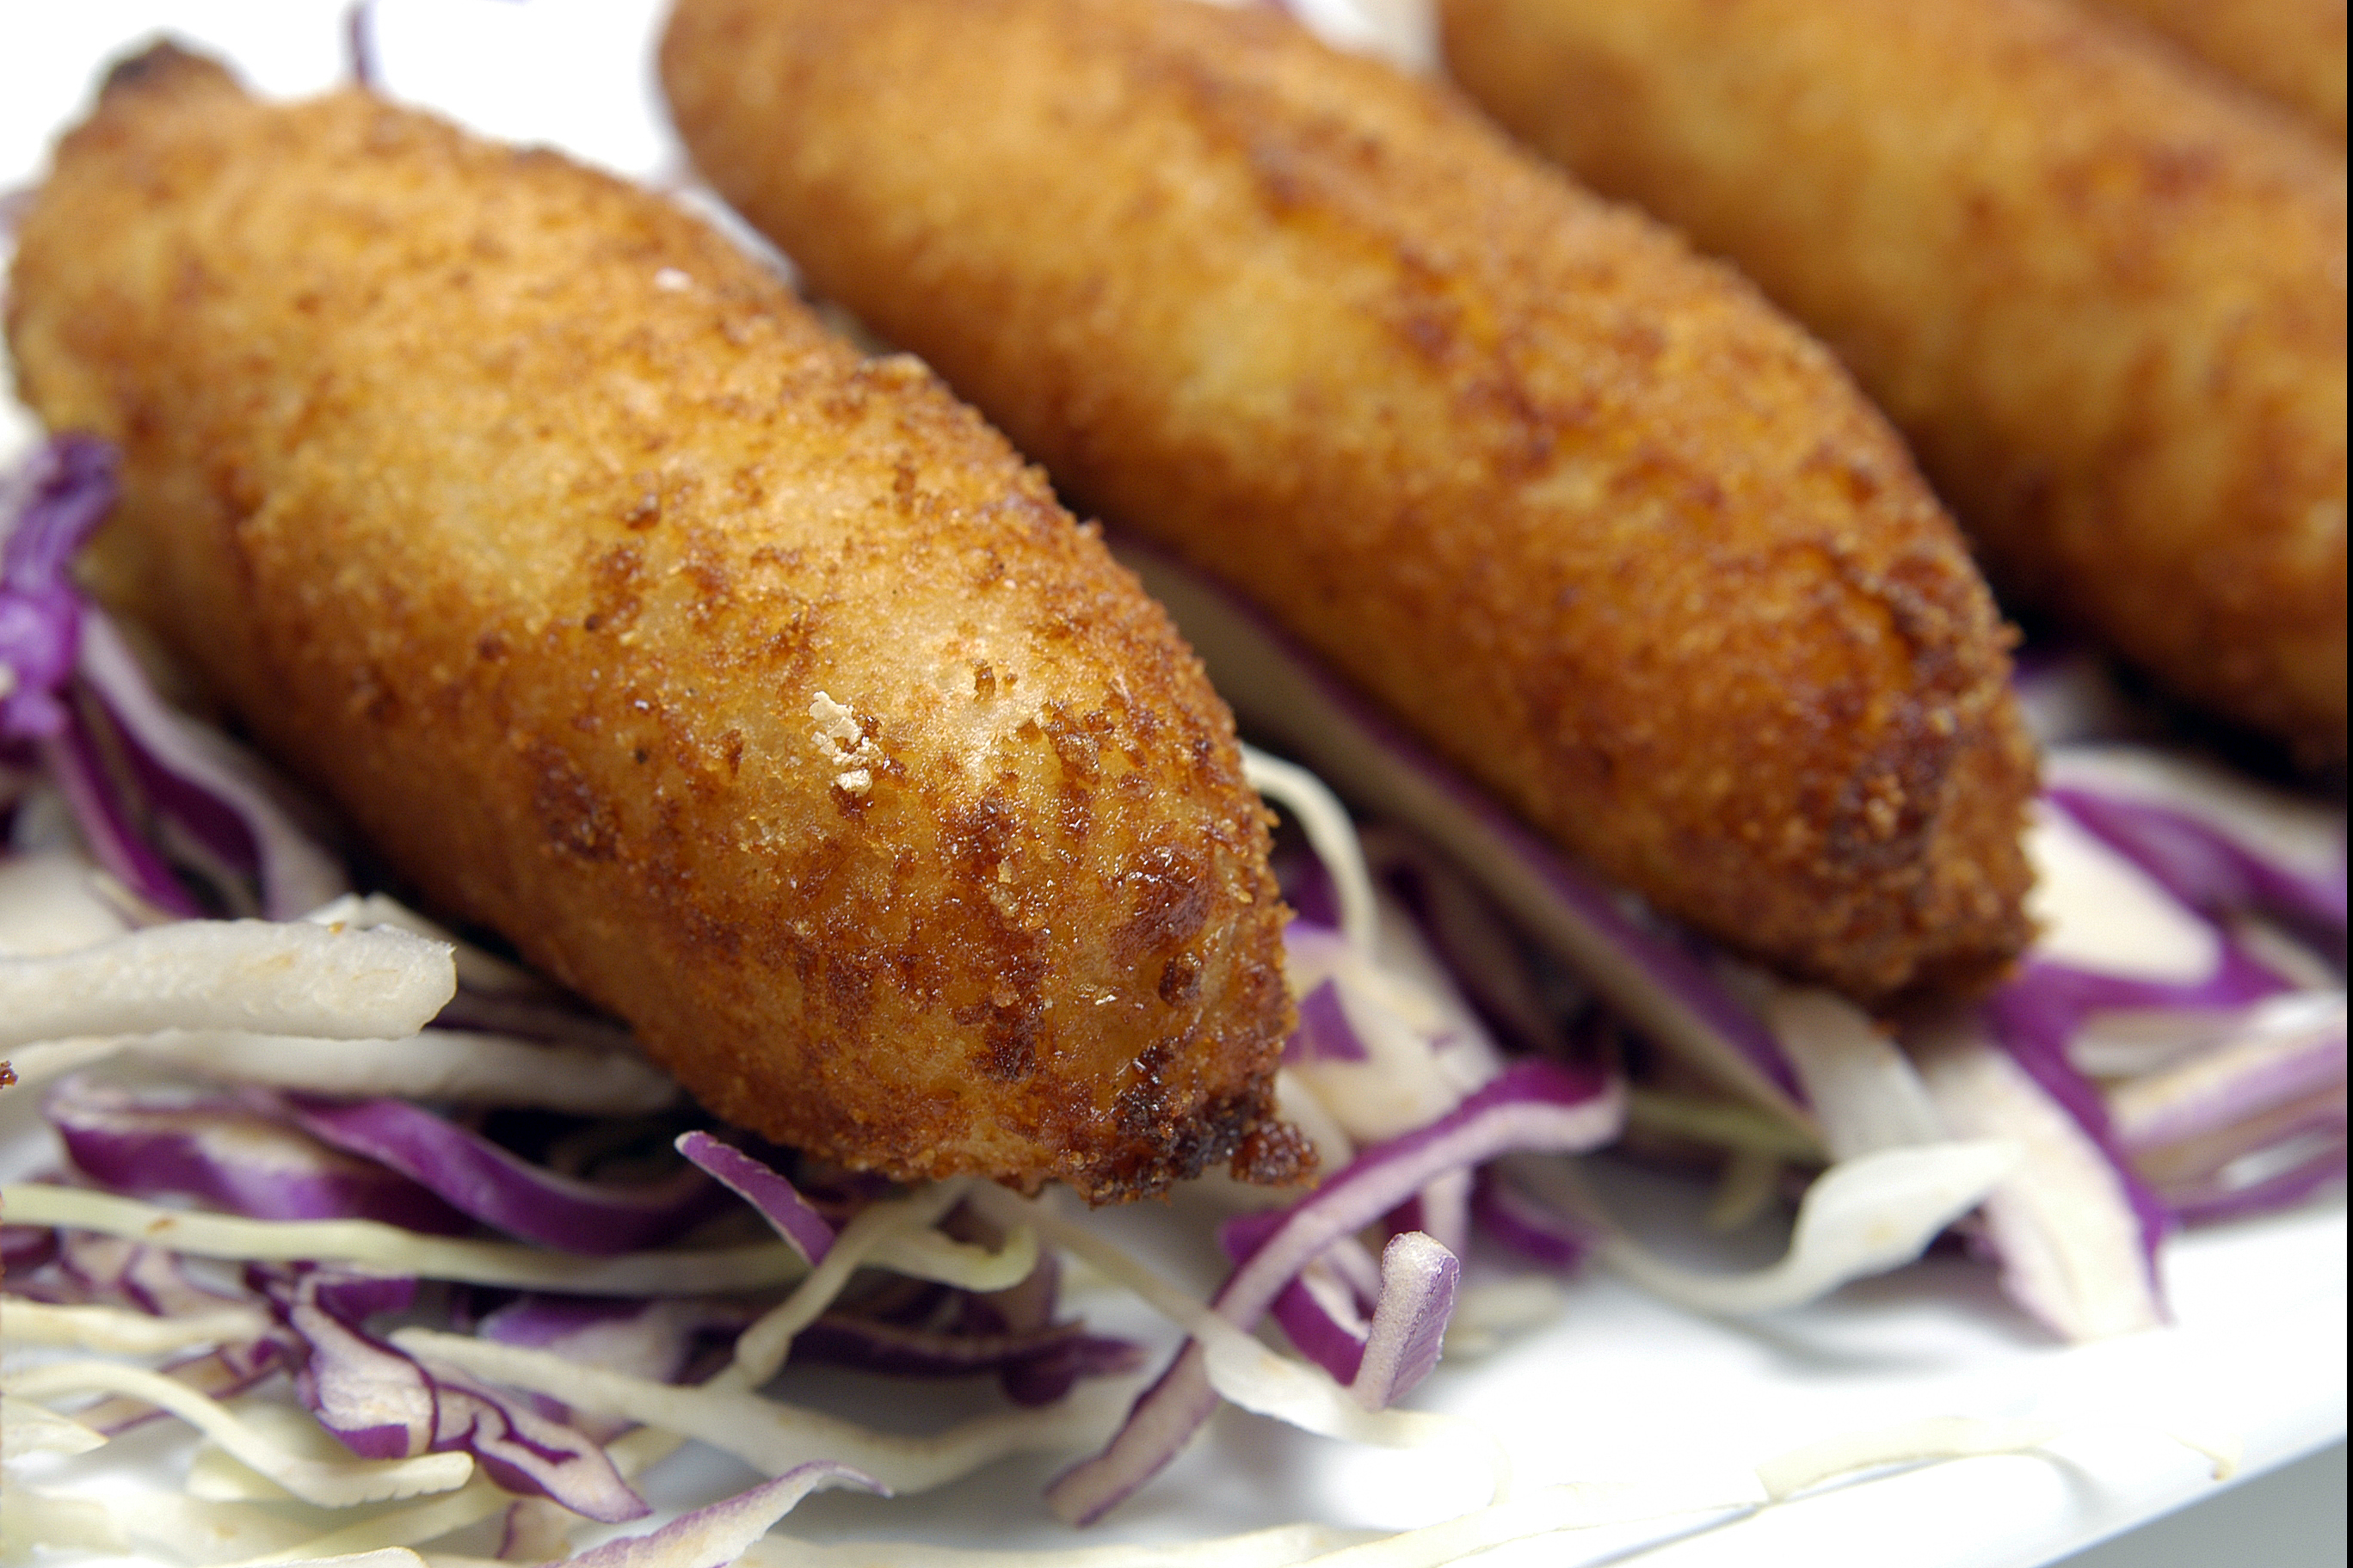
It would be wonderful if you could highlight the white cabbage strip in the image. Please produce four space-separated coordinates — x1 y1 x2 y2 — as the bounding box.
388 1330 1133 1497
742 1522 1382 1567
231 1481 514 1565
304 892 543 996
129 1027 680 1114
0 1298 272 1354
968 1188 1512 1488
2 1399 108 1460
0 1185 804 1294
0 1184 1032 1296
1243 744 1381 950
1760 985 1946 1158
0 1486 128 1556
1 1362 471 1507
1913 1024 2165 1341
720 1182 978 1388
1502 1139 2017 1315
0 919 454 1049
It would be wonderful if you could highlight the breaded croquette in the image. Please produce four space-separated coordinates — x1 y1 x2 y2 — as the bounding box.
7 45 1307 1202
1442 0 2350 764
2086 0 2345 141
661 0 2040 1004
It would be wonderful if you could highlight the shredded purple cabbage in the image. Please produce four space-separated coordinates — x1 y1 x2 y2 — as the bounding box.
1111 532 1808 1116
1049 1058 1621 1524
286 1095 730 1256
0 435 112 742
674 1130 836 1264
2048 785 2347 949
48 1077 472 1233
258 1263 649 1520
1286 976 1369 1064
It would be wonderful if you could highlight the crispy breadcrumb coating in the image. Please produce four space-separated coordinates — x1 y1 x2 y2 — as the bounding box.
661 0 2040 1003
1442 0 2349 765
6 45 1308 1202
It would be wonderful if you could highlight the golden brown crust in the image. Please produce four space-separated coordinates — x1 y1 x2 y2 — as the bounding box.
2085 0 2346 140
661 0 2038 1003
1441 0 2349 766
7 43 1301 1202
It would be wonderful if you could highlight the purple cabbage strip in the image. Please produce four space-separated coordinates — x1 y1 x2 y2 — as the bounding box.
674 1131 838 1264
77 611 348 919
1989 939 2343 1229
479 1293 753 1377
1286 978 1369 1064
951 1230 1062 1337
2166 1137 2349 1225
432 987 641 1052
1260 1266 1374 1387
256 1266 440 1461
259 1265 649 1521
34 719 201 917
565 1463 884 1568
287 1096 730 1256
1111 532 1805 1114
256 1269 437 1467
479 1293 759 1434
2136 1093 2347 1205
30 1240 290 1436
1350 1232 1459 1411
1985 969 2177 1273
2 1223 60 1276
59 1234 252 1319
1047 1058 1622 1525
0 434 111 742
427 1363 653 1523
939 1207 1111 1405
2 436 343 916
0 438 203 915
1470 1167 1587 1269
2111 1027 2348 1156
999 1331 1154 1409
2048 784 2348 946
78 1340 291 1438
1371 833 1576 1058
1212 1223 1458 1405
481 1294 753 1441
1277 847 1346 933
790 1313 1144 1392
345 0 382 89
1392 1169 1473 1259
49 1078 471 1233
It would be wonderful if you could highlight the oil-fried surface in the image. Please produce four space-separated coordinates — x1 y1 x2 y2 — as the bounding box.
662 0 2039 1004
6 46 1305 1202
2086 0 2346 140
1443 0 2349 765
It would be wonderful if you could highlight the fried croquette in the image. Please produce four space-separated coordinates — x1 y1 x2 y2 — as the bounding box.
2086 0 2345 141
6 44 1308 1202
1441 0 2350 765
660 0 2040 1005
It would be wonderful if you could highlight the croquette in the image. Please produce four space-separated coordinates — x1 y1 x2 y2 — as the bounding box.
6 44 1308 1202
661 0 2042 1005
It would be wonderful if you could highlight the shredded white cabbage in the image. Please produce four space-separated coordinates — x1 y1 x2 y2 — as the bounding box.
0 920 456 1050
1504 1140 2019 1315
389 1330 1136 1497
0 1299 272 1355
1 1362 472 1508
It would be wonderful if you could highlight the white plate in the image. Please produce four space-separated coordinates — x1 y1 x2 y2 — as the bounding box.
2 5 2344 1564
